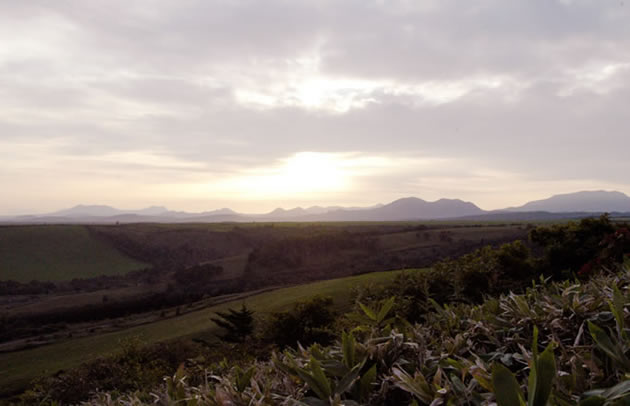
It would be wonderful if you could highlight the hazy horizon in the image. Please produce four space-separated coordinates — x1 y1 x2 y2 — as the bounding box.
2 1 629 215
3 189 630 217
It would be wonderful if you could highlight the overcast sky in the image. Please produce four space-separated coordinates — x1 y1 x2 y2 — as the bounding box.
1 0 629 214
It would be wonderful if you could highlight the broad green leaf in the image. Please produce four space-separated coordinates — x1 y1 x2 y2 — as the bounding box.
391 367 433 403
335 361 364 396
528 326 540 406
531 326 540 358
578 397 606 406
310 356 332 399
429 298 446 317
529 342 556 406
358 302 377 321
296 357 332 401
471 368 493 392
359 364 377 401
376 297 395 323
611 284 626 340
342 332 356 370
450 373 467 396
492 363 525 406
236 366 255 392
588 321 630 370
528 357 538 406
320 359 347 378
601 380 630 399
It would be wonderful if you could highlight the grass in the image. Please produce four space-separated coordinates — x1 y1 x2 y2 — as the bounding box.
0 225 149 282
0 268 424 396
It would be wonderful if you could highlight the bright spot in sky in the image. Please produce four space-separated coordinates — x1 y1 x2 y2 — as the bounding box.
216 152 352 199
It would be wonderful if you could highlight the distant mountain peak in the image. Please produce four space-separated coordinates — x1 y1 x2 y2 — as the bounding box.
375 196 483 220
50 204 170 217
508 190 630 213
7 190 629 224
204 208 236 215
391 196 426 203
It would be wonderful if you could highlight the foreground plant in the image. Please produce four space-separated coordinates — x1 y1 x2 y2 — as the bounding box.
492 327 556 406
74 264 630 406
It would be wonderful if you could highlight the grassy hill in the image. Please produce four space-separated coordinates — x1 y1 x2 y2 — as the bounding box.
0 268 422 396
0 225 149 282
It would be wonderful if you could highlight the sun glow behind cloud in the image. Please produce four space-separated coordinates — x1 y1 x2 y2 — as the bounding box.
234 73 511 113
209 152 355 199
185 151 459 206
232 52 511 113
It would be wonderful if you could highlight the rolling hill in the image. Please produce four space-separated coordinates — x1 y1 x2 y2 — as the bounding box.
0 225 149 282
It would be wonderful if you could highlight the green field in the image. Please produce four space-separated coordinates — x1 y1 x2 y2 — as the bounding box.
0 225 149 282
0 268 422 395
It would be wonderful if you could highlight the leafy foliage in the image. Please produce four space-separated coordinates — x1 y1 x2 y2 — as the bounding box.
530 214 616 278
491 326 556 406
263 296 337 348
78 261 630 405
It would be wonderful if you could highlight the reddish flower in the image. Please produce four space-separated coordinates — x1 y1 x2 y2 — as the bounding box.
579 262 593 276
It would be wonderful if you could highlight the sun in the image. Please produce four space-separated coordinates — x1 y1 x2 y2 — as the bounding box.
219 152 351 200
281 152 346 191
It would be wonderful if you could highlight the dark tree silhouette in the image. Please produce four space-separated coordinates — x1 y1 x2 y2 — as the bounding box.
211 304 255 343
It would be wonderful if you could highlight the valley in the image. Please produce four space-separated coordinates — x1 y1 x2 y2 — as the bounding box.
0 221 527 398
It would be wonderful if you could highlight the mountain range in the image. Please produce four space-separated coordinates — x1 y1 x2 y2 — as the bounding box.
2 190 630 224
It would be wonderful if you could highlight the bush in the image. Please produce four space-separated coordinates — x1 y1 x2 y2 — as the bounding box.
530 214 616 278
83 263 630 405
20 338 204 405
262 296 336 348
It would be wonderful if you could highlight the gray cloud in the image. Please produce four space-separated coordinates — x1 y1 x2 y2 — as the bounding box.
1 0 629 212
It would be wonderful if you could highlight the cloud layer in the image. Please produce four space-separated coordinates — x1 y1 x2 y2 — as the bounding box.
1 0 629 213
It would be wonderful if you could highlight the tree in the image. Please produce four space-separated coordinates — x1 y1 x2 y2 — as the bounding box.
211 304 255 343
264 296 336 348
530 214 615 278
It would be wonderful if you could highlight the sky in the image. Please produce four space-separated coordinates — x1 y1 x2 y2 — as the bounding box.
1 0 629 214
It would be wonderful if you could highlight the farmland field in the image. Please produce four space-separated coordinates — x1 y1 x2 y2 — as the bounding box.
0 268 422 396
0 225 149 282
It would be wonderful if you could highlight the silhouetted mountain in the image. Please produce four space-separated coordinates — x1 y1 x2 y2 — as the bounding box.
505 190 630 213
303 197 484 221
50 205 125 217
267 207 309 217
379 197 484 219
265 206 343 218
4 191 630 224
50 205 169 217
136 206 170 215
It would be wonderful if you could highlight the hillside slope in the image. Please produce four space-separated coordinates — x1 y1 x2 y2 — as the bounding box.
0 268 420 397
0 225 148 282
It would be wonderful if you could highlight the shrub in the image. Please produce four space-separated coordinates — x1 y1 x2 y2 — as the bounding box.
262 296 336 348
20 338 204 405
530 214 615 278
83 263 630 405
